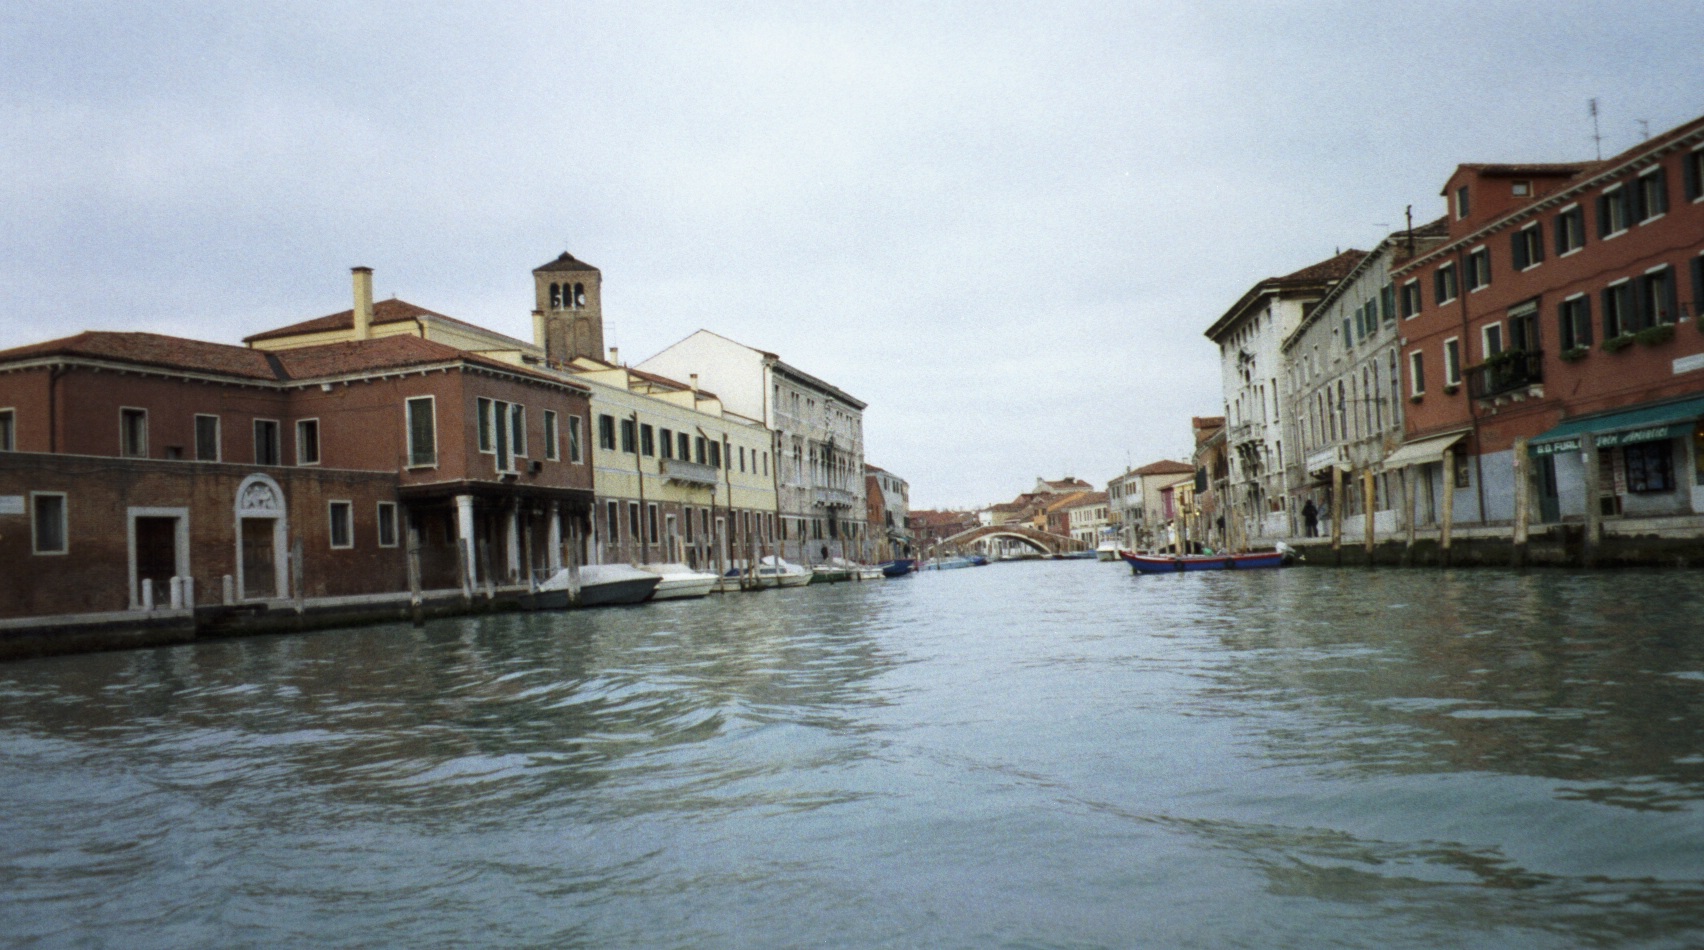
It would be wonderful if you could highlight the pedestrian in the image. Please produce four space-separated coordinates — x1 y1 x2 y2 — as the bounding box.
1302 498 1319 537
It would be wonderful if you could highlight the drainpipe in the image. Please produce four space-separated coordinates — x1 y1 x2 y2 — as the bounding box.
1452 245 1491 525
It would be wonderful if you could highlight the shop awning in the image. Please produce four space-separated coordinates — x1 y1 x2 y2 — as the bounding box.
1380 430 1469 470
1529 395 1704 457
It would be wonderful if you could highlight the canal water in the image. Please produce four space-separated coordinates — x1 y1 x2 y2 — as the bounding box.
3 562 1703 948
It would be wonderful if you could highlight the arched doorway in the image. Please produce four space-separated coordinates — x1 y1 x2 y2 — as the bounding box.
234 474 289 601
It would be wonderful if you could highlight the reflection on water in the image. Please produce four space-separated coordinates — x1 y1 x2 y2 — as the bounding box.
2 566 1702 948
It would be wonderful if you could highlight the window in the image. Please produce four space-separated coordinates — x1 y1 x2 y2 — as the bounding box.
1466 247 1491 291
1598 185 1630 237
1481 323 1504 361
1685 147 1704 203
686 507 695 542
377 502 398 547
296 419 320 465
399 397 433 467
1559 295 1593 351
678 432 691 461
509 405 526 458
640 423 655 457
659 428 673 460
1603 281 1635 338
598 414 616 451
1512 180 1531 197
1639 266 1678 327
0 409 12 451
620 418 636 454
1434 263 1458 305
1555 205 1585 256
1380 284 1396 324
1625 441 1674 493
1511 223 1544 270
1454 184 1470 220
194 414 220 461
1443 338 1461 386
478 398 494 452
647 503 659 545
1408 351 1425 397
120 408 148 458
606 500 620 541
1509 304 1539 352
1635 168 1668 222
694 436 706 464
1400 280 1421 318
31 492 66 555
628 502 640 538
739 445 747 472
707 439 721 469
1341 308 1354 349
254 420 280 465
567 415 583 462
763 451 769 476
544 410 559 461
329 501 353 549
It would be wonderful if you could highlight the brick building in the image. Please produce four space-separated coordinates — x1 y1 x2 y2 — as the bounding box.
1392 112 1704 533
0 289 594 621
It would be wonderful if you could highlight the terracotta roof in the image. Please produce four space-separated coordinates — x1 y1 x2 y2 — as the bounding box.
270 334 467 379
0 331 279 379
1134 460 1194 476
1456 162 1593 177
533 251 600 274
1277 248 1367 283
0 329 582 390
243 298 457 344
1191 416 1225 429
1063 491 1108 508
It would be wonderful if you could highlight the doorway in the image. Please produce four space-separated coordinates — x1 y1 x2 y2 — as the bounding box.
128 508 189 609
1538 455 1561 523
242 518 277 599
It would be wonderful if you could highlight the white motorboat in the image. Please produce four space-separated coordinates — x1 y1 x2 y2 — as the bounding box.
523 563 660 609
638 562 719 600
754 556 811 588
857 565 885 581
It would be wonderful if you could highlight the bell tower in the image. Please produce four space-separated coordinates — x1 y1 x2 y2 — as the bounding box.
531 252 604 364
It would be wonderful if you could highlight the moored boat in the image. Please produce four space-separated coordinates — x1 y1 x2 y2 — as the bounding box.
751 556 811 588
810 557 858 584
1095 542 1121 562
523 563 661 608
857 565 885 581
1119 550 1286 574
879 558 916 577
923 556 976 570
637 562 719 600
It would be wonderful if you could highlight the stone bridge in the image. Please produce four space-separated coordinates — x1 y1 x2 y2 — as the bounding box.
935 523 1087 556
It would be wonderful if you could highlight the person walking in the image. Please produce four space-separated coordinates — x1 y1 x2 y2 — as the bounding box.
1301 498 1319 538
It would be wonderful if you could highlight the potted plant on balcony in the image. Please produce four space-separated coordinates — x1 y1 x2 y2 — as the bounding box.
1601 333 1636 353
1635 323 1675 347
1559 345 1590 362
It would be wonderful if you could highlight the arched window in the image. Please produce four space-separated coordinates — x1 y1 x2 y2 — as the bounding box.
550 283 561 309
574 283 586 308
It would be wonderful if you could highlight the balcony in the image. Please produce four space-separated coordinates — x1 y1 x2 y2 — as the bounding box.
661 457 719 487
1227 421 1259 446
1467 350 1543 400
815 487 856 509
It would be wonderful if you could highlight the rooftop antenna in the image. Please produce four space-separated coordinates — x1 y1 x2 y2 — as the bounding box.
1638 119 1650 141
1405 205 1415 255
1589 98 1603 160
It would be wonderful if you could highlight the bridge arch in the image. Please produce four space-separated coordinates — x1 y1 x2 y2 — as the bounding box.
935 524 1086 556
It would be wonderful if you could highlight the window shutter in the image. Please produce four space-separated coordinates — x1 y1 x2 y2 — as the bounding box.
1686 154 1703 202
1663 267 1679 325
1629 281 1647 331
1694 256 1704 320
1601 289 1615 337
1530 225 1544 264
1596 194 1610 237
1650 169 1668 217
1629 179 1645 222
1554 213 1566 256
1580 296 1593 346
1511 230 1527 270
1434 269 1444 302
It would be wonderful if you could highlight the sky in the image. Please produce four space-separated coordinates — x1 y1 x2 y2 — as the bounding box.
4 2 1701 509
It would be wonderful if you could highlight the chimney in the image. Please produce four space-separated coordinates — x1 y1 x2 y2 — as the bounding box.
690 373 699 394
609 346 620 365
532 309 547 355
351 267 374 340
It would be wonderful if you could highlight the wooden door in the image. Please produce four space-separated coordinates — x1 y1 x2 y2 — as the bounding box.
241 518 276 599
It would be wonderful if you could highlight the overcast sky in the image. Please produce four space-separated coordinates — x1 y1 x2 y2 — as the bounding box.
4 2 1701 508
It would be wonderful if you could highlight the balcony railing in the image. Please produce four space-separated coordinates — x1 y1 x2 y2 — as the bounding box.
1467 350 1543 400
661 457 719 487
815 487 856 509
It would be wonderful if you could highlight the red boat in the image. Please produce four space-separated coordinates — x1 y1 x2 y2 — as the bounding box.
1120 549 1288 574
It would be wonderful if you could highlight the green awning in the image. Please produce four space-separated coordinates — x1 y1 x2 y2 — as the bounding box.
1529 395 1704 456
